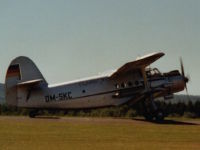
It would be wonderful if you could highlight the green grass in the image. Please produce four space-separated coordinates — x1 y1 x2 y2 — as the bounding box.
0 116 200 150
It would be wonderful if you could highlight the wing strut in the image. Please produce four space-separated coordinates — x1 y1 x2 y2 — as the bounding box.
141 67 148 90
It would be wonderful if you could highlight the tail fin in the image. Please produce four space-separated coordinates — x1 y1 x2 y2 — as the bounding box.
5 56 47 106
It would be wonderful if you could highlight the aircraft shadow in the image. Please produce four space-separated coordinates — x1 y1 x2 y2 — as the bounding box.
34 116 60 119
133 118 199 125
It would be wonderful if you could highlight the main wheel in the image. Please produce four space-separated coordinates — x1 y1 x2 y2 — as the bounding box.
144 115 154 121
155 110 165 122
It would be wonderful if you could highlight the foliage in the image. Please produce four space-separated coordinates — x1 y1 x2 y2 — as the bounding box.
1 100 200 118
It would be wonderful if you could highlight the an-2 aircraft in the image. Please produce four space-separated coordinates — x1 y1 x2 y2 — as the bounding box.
5 52 189 121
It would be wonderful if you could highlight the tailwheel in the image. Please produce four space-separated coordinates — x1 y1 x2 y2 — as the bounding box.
29 110 39 118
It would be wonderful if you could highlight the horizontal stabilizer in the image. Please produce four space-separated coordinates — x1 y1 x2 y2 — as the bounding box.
17 79 43 86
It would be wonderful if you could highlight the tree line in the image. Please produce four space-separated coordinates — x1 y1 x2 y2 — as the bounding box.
0 100 200 118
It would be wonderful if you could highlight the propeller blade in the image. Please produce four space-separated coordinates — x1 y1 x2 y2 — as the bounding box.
180 57 185 77
179 57 190 100
185 83 188 93
185 84 191 101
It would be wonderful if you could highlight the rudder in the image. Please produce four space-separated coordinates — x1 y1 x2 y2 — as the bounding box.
5 56 47 106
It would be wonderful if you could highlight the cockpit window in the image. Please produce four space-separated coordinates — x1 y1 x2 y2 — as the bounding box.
146 68 162 77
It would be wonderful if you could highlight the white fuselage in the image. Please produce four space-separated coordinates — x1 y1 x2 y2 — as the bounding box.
16 70 184 109
17 72 143 109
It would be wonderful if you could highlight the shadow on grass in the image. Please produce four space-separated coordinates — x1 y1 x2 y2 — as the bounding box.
133 118 199 125
34 116 60 119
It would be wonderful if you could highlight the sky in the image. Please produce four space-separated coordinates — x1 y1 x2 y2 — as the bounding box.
0 0 199 95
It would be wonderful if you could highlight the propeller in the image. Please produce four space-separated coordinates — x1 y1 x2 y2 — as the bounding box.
180 57 189 93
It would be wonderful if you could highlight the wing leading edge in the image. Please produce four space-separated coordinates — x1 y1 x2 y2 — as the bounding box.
110 52 165 78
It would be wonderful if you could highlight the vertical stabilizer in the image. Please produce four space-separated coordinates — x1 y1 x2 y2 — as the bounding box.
5 56 47 106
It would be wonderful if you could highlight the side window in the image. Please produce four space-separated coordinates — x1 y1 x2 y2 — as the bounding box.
128 81 132 87
115 84 120 89
121 83 126 88
135 81 139 86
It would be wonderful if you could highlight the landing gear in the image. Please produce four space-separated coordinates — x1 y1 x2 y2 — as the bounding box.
144 113 154 121
155 110 165 122
143 99 165 122
29 110 39 118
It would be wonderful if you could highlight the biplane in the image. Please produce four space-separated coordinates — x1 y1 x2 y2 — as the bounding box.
5 52 189 121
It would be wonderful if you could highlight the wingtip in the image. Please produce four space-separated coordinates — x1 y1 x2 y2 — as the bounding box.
137 51 165 60
159 52 165 56
154 51 165 56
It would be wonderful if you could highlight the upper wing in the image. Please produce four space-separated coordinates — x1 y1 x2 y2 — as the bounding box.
110 52 165 78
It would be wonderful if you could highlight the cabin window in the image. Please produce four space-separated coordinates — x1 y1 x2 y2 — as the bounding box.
115 84 120 89
135 81 139 86
121 83 126 88
128 81 132 87
140 81 145 86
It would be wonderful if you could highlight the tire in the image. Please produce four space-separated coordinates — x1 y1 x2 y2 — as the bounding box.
144 114 154 121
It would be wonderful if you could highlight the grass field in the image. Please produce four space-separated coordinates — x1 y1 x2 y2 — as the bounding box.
0 116 200 150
